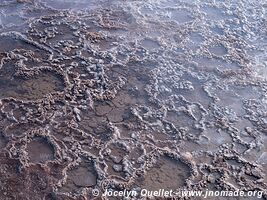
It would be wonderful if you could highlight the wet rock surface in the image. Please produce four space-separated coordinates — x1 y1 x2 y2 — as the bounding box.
0 0 266 199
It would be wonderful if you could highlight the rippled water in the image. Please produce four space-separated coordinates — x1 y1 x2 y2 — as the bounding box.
0 0 266 199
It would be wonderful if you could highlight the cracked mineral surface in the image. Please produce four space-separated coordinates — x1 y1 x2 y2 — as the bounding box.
0 0 266 199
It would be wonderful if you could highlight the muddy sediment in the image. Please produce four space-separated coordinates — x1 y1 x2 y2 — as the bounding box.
0 0 266 199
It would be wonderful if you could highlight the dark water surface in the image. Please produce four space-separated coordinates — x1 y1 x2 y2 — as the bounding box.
0 0 266 199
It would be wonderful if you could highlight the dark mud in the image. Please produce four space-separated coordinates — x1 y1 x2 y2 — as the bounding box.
0 0 266 199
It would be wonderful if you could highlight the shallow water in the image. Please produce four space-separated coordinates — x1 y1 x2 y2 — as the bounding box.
0 0 266 199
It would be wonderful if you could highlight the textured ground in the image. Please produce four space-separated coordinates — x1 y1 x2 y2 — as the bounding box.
0 0 266 199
